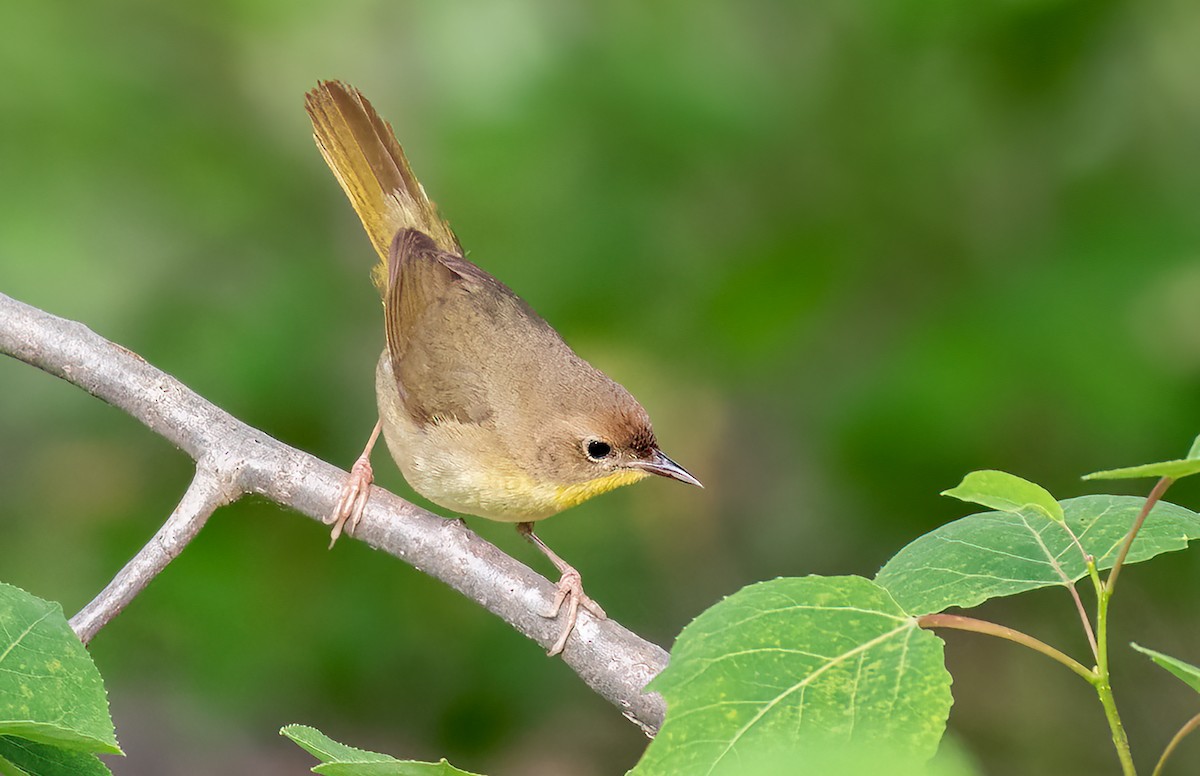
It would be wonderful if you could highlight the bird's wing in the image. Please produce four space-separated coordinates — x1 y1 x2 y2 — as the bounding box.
383 229 503 427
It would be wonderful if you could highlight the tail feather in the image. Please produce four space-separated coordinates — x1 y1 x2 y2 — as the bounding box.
304 81 460 291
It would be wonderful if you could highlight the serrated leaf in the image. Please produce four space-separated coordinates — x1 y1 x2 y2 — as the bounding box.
0 738 111 776
0 584 119 754
282 726 394 765
631 576 952 776
941 470 1063 523
1131 644 1200 695
1084 459 1200 480
281 726 483 775
876 496 1200 615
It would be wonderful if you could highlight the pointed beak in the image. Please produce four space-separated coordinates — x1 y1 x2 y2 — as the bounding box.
628 449 704 488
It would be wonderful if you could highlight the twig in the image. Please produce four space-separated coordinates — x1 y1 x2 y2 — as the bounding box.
0 291 668 735
69 463 237 644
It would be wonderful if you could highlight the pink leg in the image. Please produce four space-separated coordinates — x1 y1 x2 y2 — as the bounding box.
517 522 607 656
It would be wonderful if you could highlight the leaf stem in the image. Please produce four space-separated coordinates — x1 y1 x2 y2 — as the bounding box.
1106 477 1174 594
917 613 1097 683
1024 515 1097 658
1066 580 1099 660
1152 711 1200 776
1062 519 1092 568
1094 584 1137 775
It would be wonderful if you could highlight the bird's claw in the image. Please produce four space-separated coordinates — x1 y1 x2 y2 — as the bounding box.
328 454 374 547
544 567 607 657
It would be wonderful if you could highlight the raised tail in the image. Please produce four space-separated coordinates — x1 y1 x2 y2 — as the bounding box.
304 81 460 292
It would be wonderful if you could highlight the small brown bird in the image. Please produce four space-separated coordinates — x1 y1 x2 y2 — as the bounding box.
305 81 700 655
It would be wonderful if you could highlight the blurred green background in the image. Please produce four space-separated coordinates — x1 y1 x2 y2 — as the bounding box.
3 1 1200 774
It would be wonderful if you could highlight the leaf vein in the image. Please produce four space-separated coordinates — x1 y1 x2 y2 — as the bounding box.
705 620 915 775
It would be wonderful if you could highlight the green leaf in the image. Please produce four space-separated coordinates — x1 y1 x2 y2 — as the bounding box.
941 470 1064 523
282 726 394 766
1089 460 1200 479
1085 436 1200 479
877 496 1200 615
1131 644 1200 695
0 753 27 776
0 738 111 776
631 576 952 776
1084 459 1200 480
0 584 119 754
280 726 483 775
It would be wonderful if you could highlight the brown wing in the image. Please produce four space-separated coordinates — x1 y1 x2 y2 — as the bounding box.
305 81 460 292
383 229 508 427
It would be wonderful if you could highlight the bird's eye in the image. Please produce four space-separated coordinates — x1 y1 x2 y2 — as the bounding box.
585 439 613 460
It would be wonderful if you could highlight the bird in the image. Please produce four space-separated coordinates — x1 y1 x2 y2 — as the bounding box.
304 80 701 656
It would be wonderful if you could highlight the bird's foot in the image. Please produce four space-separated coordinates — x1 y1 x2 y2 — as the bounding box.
327 453 374 548
544 564 607 657
327 420 383 548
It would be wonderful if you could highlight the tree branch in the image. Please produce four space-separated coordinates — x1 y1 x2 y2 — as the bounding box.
69 462 237 643
0 291 669 735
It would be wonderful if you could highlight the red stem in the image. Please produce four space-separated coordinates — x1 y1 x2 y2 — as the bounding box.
1106 476 1174 594
918 613 1097 683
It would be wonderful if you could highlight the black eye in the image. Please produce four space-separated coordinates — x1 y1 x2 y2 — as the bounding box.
586 439 612 460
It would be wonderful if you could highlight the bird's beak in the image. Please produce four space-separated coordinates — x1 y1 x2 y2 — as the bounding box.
628 449 703 488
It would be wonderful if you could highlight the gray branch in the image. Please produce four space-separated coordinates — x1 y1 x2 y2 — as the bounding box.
0 291 668 735
68 463 237 643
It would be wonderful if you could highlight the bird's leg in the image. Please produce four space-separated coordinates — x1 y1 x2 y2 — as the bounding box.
516 522 607 656
327 419 383 547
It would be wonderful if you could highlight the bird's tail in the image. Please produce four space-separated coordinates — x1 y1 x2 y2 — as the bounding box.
305 81 460 292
